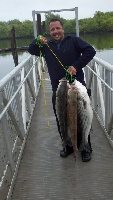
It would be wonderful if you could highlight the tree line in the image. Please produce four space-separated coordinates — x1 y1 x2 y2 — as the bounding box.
0 11 113 39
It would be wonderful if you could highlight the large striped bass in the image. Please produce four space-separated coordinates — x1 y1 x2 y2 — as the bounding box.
56 78 93 160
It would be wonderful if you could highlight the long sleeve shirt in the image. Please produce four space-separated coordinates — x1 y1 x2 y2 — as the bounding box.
28 35 96 91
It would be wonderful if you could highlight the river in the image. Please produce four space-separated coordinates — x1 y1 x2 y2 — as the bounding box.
0 32 113 80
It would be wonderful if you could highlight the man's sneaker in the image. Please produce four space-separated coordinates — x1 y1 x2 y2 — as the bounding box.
60 144 74 158
81 145 92 162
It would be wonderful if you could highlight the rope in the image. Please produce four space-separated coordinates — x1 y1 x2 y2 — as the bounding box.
40 53 50 128
36 35 76 83
45 43 76 83
46 43 65 70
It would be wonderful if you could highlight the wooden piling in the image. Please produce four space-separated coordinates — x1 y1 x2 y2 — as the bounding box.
37 14 42 35
11 26 18 67
42 21 46 34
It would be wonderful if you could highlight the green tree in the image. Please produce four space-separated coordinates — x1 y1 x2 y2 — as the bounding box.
0 11 113 39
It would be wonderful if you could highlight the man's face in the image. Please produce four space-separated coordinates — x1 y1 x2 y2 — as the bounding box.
49 21 64 42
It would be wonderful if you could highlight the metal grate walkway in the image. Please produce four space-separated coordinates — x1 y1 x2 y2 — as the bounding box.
11 73 113 200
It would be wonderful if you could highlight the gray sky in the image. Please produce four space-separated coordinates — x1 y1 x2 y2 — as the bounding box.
1 0 113 22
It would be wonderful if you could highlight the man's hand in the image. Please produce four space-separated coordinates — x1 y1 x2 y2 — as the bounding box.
39 36 47 44
67 66 77 75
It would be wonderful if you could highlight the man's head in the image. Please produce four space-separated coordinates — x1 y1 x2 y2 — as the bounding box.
49 19 64 42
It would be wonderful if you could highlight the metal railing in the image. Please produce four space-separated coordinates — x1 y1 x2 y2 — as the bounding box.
0 54 113 199
0 55 45 200
84 56 113 147
32 7 79 38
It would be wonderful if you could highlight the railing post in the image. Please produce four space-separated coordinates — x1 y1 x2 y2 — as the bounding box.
32 10 37 38
21 68 27 132
75 7 79 36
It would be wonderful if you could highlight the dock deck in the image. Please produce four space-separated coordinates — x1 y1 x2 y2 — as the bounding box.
11 74 113 200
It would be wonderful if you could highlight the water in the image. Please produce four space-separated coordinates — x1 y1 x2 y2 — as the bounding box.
0 33 113 80
0 51 29 79
81 32 113 64
0 38 33 80
96 49 113 64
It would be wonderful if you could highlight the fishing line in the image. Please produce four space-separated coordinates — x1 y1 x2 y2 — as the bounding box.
45 43 76 83
39 51 50 128
37 34 76 83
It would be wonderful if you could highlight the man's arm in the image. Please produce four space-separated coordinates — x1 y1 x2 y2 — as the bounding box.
28 36 47 56
28 39 40 56
72 37 96 71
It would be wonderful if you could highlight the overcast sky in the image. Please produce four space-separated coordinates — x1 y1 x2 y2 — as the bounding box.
1 0 113 22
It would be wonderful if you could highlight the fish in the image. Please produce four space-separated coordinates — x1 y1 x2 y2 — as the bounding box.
75 80 93 150
56 78 93 160
56 78 71 147
67 83 78 159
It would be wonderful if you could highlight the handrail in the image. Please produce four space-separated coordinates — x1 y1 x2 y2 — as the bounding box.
84 56 113 147
0 55 31 91
94 56 113 72
0 55 45 200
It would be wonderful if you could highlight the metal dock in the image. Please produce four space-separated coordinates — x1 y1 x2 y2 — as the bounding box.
11 76 113 200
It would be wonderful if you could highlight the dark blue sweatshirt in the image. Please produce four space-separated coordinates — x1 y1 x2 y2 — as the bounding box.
28 35 96 91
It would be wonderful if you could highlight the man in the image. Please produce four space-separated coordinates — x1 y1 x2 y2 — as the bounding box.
28 18 96 162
